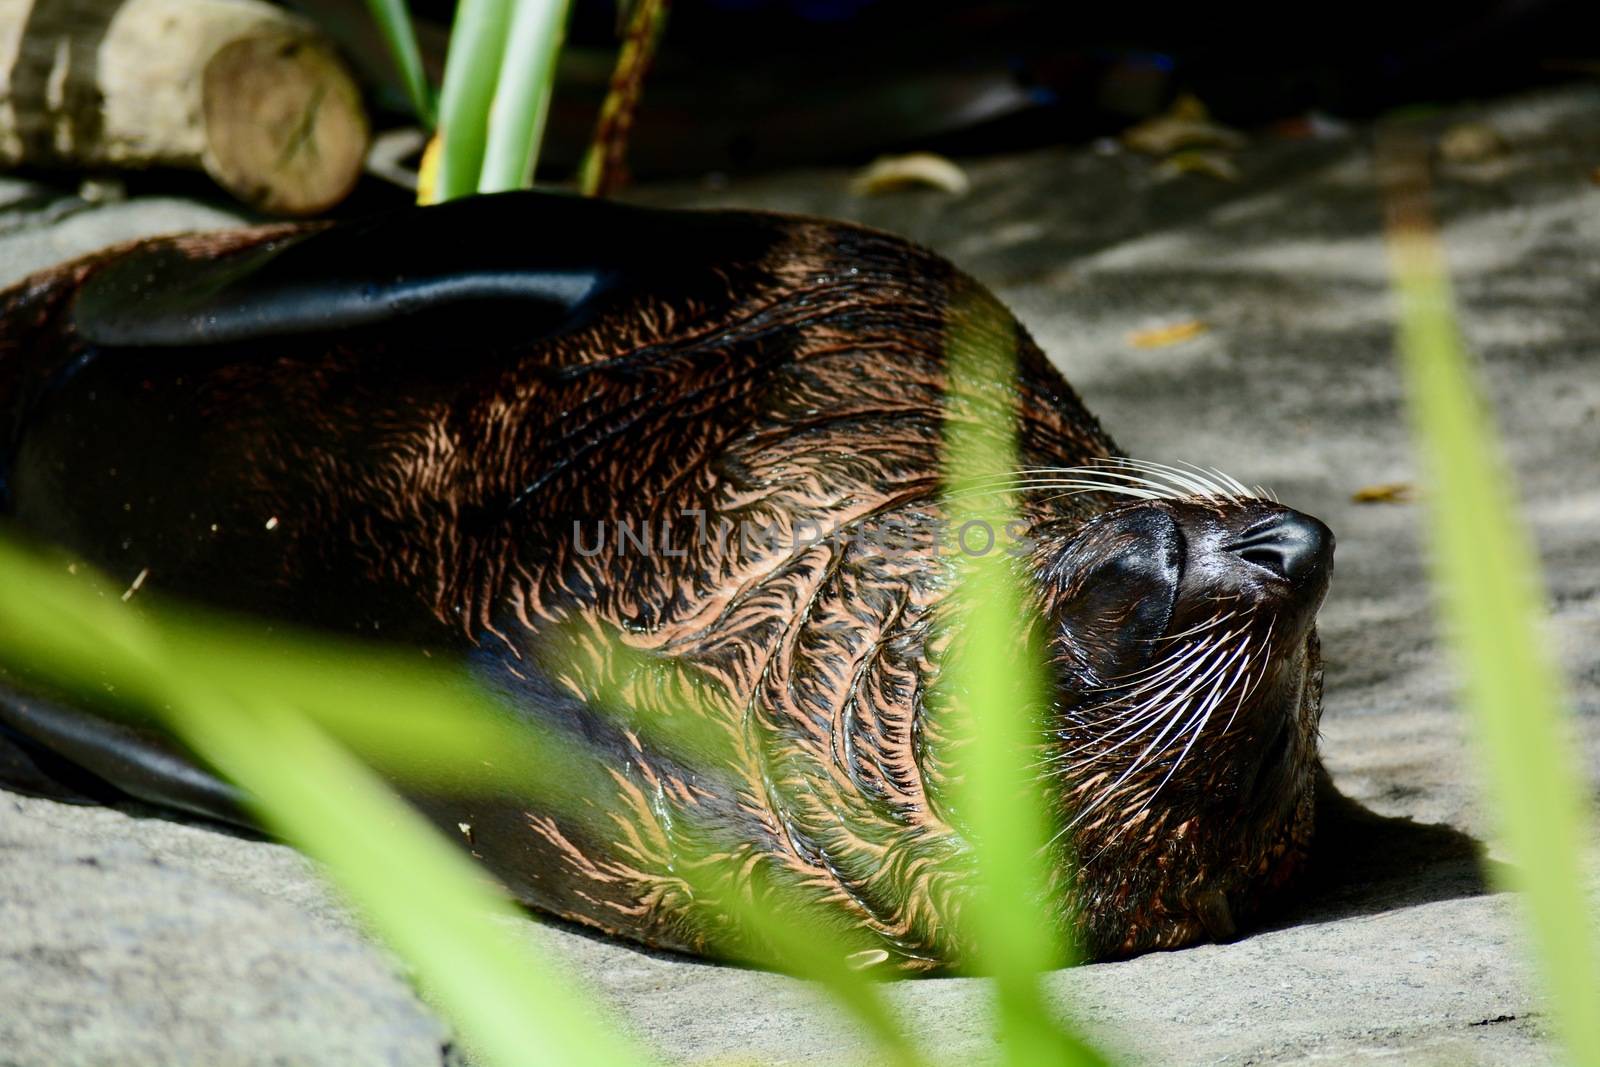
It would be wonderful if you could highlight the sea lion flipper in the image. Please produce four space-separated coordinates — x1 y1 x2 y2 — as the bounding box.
69 193 645 349
0 684 247 825
0 718 123 807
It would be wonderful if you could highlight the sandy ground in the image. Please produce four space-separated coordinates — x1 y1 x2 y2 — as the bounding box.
2 85 1598 1066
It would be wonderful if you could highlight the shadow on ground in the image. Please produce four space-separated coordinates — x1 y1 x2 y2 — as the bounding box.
1274 770 1501 933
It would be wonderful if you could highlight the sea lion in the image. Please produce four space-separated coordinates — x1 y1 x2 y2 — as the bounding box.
0 192 1333 970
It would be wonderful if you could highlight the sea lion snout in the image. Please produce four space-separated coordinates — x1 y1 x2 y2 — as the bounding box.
1035 494 1330 958
1160 502 1335 638
1224 511 1334 590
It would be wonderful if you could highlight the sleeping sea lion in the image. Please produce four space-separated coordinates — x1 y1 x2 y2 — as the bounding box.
0 192 1333 970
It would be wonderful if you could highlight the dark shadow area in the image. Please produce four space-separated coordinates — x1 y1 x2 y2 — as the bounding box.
1265 767 1503 934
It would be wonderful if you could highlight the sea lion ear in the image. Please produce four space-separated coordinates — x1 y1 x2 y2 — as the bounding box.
70 193 622 348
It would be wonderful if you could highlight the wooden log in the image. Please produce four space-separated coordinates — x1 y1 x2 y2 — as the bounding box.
0 0 369 215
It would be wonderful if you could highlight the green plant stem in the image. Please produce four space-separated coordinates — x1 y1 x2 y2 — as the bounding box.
430 0 513 202
1384 140 1600 1067
478 0 571 193
364 0 436 125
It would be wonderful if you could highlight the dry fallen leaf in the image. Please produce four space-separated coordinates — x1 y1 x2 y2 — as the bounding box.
1122 94 1245 156
1351 482 1415 504
1128 320 1209 348
1153 149 1241 183
850 152 970 196
1437 122 1508 165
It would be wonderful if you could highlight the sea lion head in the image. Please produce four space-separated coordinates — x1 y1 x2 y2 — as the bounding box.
1020 463 1333 957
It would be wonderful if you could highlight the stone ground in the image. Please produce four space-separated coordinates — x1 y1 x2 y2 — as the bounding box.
3 84 1599 1066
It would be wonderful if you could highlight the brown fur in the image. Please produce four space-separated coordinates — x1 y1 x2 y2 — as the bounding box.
0 195 1328 971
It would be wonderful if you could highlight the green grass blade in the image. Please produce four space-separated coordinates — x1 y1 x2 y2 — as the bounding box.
175 698 651 1067
364 0 436 125
478 0 572 193
0 567 580 804
1384 143 1600 1066
0 541 652 1067
941 294 1110 1067
430 0 513 202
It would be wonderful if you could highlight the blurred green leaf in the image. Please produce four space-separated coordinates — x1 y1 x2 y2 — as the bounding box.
1385 143 1600 1067
0 555 588 806
178 697 650 1067
940 296 1110 1067
364 0 436 126
0 540 651 1067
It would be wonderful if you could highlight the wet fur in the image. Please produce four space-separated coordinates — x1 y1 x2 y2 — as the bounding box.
0 194 1326 971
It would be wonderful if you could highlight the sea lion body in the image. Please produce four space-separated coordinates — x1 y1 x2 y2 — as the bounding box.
0 193 1332 970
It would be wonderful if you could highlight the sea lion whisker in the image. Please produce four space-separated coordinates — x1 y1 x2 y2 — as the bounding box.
1149 609 1240 647
1063 634 1230 736
1105 616 1251 696
1018 479 1168 498
1108 457 1240 502
1006 473 1175 497
1094 460 1216 502
1058 634 1240 775
1050 629 1240 851
1062 613 1234 716
1168 641 1254 764
1006 464 1201 500
1209 466 1256 500
1071 653 1221 726
1219 651 1265 741
1007 462 1259 509
1216 617 1275 739
1016 463 1180 486
1104 639 1256 833
1126 458 1261 506
955 464 1174 491
1075 607 1260 751
1056 673 1207 763
1112 663 1244 846
942 478 1163 503
1087 467 1214 499
1172 459 1251 502
1109 459 1222 501
1117 638 1243 767
1155 459 1229 499
1032 486 1160 508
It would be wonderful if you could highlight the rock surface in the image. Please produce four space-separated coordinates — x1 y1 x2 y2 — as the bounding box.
4 84 1600 1065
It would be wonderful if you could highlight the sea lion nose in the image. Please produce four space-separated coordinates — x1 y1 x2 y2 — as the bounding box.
1225 511 1334 585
